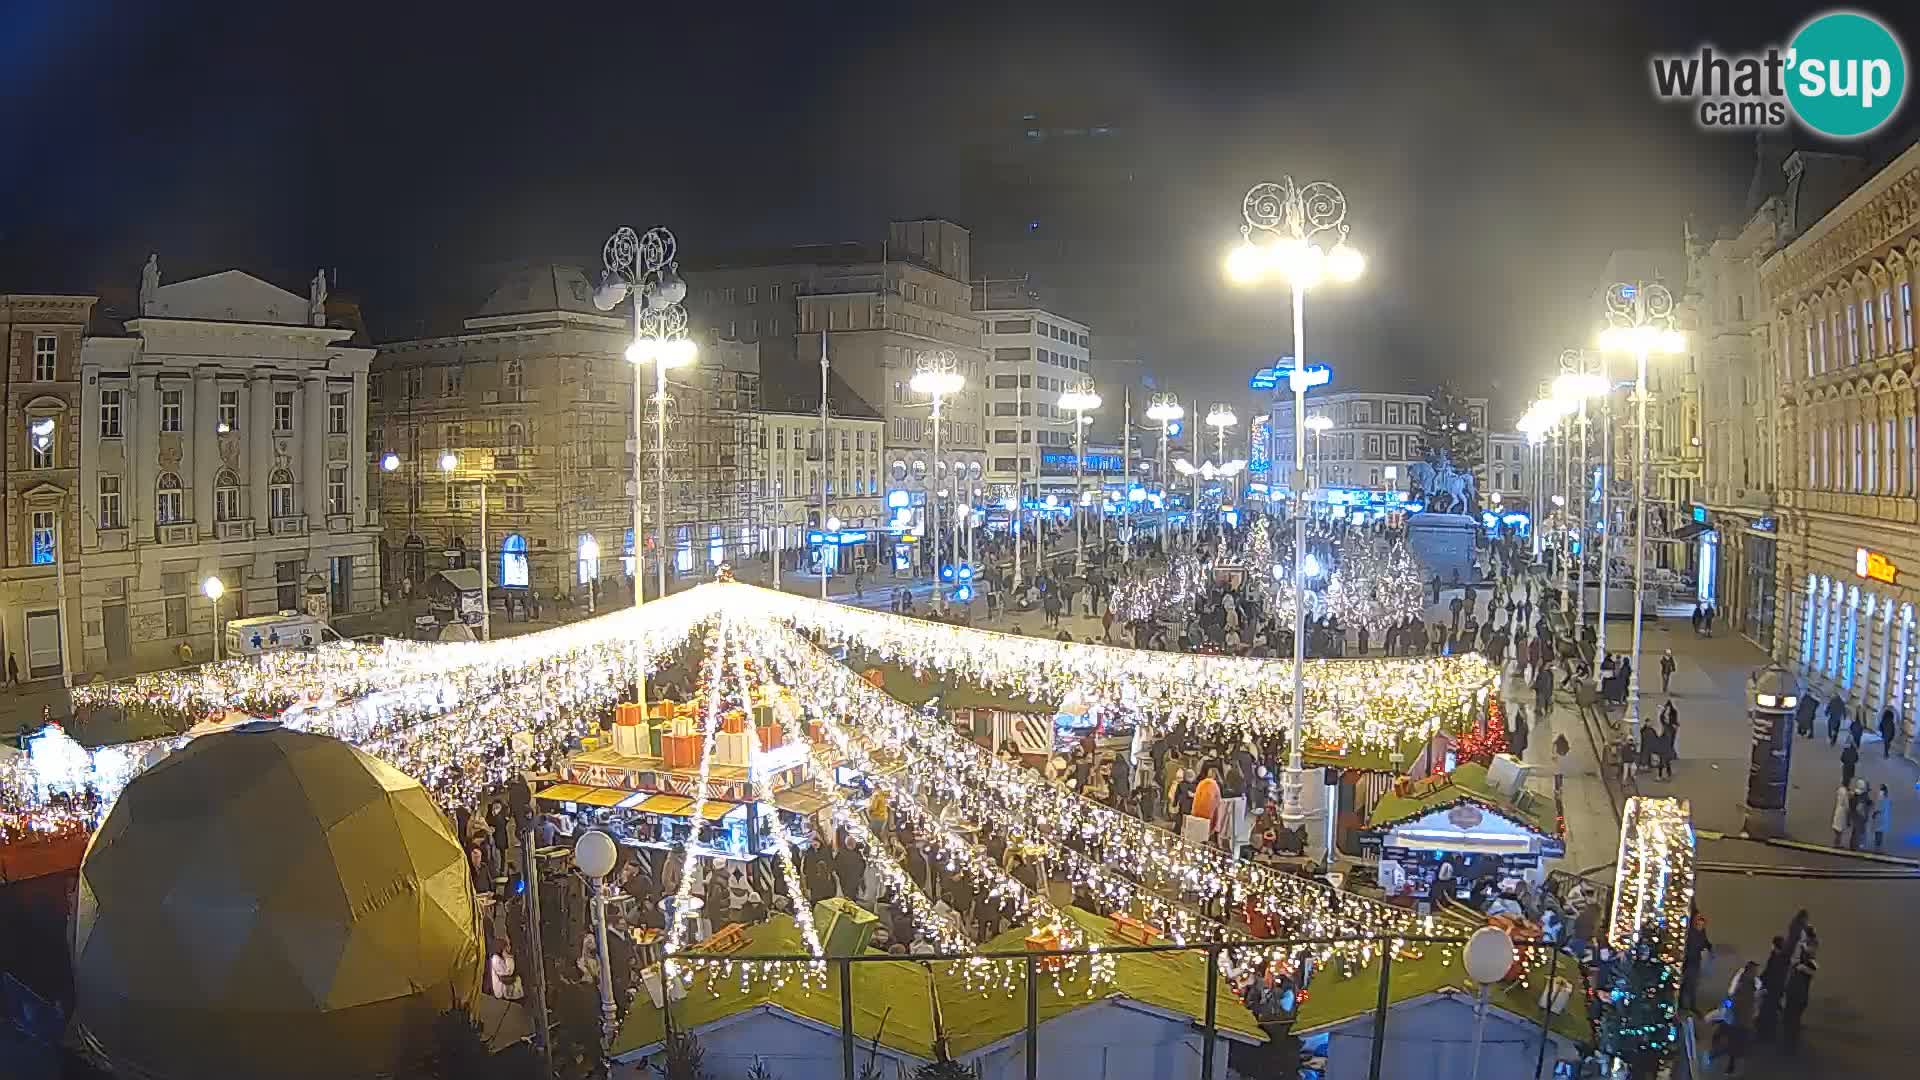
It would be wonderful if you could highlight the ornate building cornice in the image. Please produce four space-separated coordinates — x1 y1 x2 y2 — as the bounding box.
1762 165 1920 304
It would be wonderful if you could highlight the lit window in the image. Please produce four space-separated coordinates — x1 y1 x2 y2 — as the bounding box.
30 510 55 565
274 391 295 432
214 470 239 522
27 415 55 469
99 389 122 437
218 390 239 432
270 468 295 519
504 359 523 389
328 391 349 434
160 388 183 432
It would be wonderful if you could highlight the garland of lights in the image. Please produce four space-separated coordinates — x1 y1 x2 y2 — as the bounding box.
1601 797 1695 1063
665 619 736 958
746 583 1494 751
744 622 1449 974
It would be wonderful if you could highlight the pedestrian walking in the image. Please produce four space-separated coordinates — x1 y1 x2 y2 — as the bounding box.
1873 783 1892 849
1509 704 1530 758
1880 706 1898 759
1691 603 1704 635
1795 694 1817 738
1831 782 1851 847
1826 696 1845 746
1847 779 1872 850
1717 961 1760 1075
1756 935 1790 1042
1551 733 1570 798
1780 948 1817 1056
1660 649 1675 694
1849 703 1866 751
1840 740 1859 788
1533 663 1555 720
1679 912 1713 1011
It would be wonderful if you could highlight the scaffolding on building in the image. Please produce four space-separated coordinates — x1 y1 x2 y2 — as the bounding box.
643 346 763 584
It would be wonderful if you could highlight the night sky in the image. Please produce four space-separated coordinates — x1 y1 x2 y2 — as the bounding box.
5 0 1916 419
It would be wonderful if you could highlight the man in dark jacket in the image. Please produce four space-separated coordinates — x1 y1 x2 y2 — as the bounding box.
1881 706 1899 758
1826 696 1847 746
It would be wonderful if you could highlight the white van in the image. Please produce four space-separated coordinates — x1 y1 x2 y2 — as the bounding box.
224 612 342 656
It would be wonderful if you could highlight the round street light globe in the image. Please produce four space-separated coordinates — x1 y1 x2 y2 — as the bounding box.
438 452 458 473
201 576 225 602
625 339 655 365
1271 563 1286 581
1302 553 1322 577
1002 496 1018 511
1326 242 1366 283
1464 926 1516 984
572 830 618 879
1225 242 1266 284
1045 495 1058 508
380 452 400 473
662 338 698 369
826 516 841 532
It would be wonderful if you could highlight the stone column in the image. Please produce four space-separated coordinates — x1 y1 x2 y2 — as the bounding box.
303 373 326 523
133 369 159 541
250 369 273 529
193 369 216 534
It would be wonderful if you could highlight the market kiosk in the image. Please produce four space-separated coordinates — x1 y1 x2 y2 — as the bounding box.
1360 760 1564 908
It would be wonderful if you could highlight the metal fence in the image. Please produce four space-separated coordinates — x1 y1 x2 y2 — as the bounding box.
616 932 1592 1080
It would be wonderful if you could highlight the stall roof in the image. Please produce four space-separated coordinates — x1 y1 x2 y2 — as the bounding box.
773 788 828 816
611 905 1262 1061
574 788 633 808
432 568 486 593
534 783 597 803
1365 762 1560 839
635 793 694 816
1292 947 1592 1045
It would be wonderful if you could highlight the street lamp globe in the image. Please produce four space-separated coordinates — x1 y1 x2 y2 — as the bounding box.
1302 553 1322 577
826 516 841 533
572 830 618 879
1145 396 1184 424
380 452 400 473
625 338 656 365
1205 405 1237 430
1303 415 1334 434
1325 242 1366 283
1058 385 1102 413
579 536 600 562
661 337 698 369
438 452 458 473
201 576 225 602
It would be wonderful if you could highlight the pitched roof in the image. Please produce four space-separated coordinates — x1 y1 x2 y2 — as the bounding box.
759 363 882 420
470 263 604 321
610 906 1262 1060
1364 762 1560 839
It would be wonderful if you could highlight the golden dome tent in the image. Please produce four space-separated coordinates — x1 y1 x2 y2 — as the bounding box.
71 722 482 1080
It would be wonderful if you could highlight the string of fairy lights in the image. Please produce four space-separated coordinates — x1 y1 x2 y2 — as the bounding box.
1601 796 1696 1059
746 583 1495 751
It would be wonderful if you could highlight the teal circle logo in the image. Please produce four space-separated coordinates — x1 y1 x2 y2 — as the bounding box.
1786 11 1907 138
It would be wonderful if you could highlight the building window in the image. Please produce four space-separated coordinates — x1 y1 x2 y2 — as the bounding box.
160 388 183 432
156 472 185 524
1883 288 1897 353
446 480 463 511
98 475 123 529
504 483 525 512
1862 298 1876 358
214 469 239 522
1903 284 1914 351
32 335 56 381
219 389 239 432
328 391 349 434
100 388 122 437
27 414 55 469
165 595 187 637
270 468 295 519
504 358 523 389
274 391 294 432
406 369 423 398
444 366 463 398
746 285 758 304
1806 321 1817 377
505 422 525 448
30 510 55 565
326 465 349 515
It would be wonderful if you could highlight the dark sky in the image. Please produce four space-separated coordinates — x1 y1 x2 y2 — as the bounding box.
4 0 1916 421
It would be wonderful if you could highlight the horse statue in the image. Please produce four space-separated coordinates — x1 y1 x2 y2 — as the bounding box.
1409 459 1477 515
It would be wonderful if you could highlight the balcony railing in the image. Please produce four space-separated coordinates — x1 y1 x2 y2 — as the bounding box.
270 514 308 536
155 522 195 547
215 519 253 541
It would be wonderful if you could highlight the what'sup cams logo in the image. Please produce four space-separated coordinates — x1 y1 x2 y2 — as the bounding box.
1651 10 1907 138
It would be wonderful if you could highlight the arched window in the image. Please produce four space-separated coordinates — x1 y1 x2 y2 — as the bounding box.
269 467 295 520
503 358 524 389
500 533 529 588
505 422 526 449
156 472 184 524
214 468 240 522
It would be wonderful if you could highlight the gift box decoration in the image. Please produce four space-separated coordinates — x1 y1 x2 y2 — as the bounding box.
1109 913 1161 946
1024 928 1068 972
661 733 701 769
721 711 747 736
1243 898 1277 939
807 719 825 744
713 730 751 767
579 736 602 752
646 721 665 757
617 702 644 727
755 722 784 751
773 693 802 727
752 703 774 731
670 715 698 738
813 897 878 956
647 699 674 721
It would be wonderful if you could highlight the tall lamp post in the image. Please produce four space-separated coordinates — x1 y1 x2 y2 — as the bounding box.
579 537 600 614
440 452 489 641
202 576 226 663
595 225 694 606
911 350 965 599
1303 414 1333 490
1597 281 1686 741
1205 403 1238 512
1059 382 1102 575
1145 394 1183 548
1552 367 1606 647
1226 176 1364 834
572 829 621 1052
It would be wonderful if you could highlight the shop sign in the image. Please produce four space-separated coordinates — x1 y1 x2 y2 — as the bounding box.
1749 515 1777 532
1446 803 1485 830
1856 547 1899 585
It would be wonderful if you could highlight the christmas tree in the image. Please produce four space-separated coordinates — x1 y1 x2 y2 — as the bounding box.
1416 382 1485 480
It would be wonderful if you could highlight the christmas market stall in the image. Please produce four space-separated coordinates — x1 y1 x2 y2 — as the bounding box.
1360 761 1565 907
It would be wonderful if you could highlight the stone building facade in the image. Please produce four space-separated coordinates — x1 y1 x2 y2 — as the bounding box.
2 293 96 682
77 268 379 675
1762 142 1920 759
